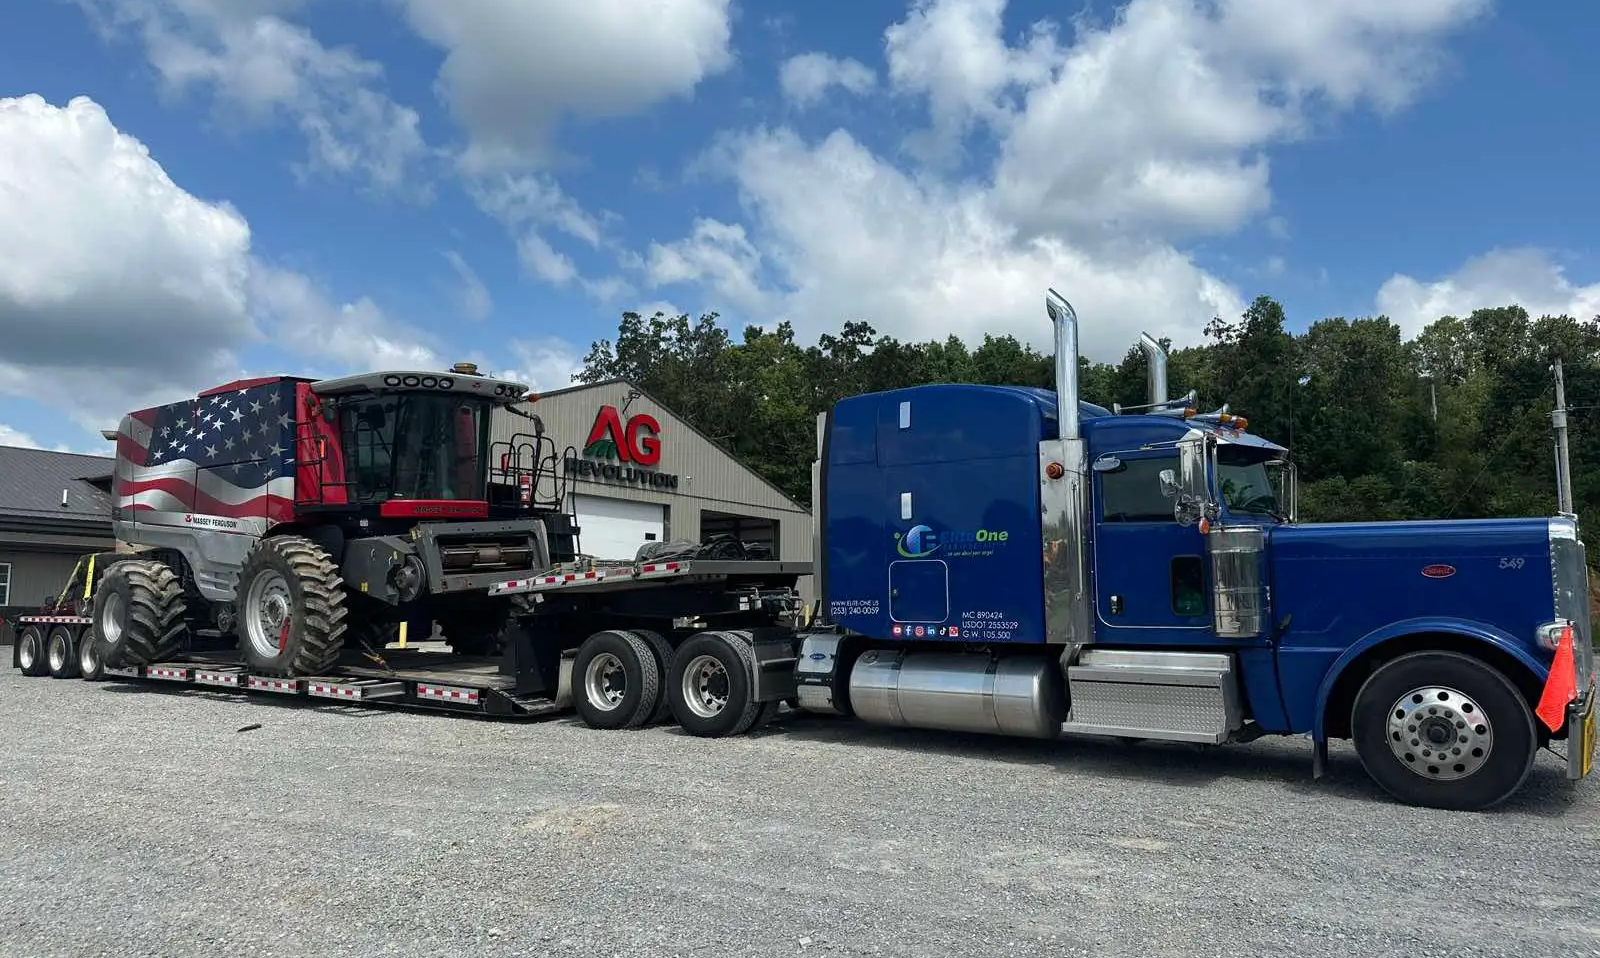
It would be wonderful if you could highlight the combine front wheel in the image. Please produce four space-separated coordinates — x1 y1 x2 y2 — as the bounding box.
235 536 349 677
93 559 186 667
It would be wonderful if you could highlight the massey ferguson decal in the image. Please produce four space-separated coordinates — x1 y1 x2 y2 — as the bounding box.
564 404 681 489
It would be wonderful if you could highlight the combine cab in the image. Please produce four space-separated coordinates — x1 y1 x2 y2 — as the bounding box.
94 361 575 676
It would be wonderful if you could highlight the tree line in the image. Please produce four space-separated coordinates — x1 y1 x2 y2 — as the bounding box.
574 297 1600 553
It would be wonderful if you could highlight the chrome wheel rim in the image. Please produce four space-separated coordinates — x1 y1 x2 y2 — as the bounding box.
1386 685 1493 780
681 653 730 719
18 635 37 670
79 634 98 674
243 570 293 660
583 652 626 711
48 636 67 672
99 592 124 646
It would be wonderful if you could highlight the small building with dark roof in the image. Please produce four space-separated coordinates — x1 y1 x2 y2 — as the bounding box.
0 445 116 622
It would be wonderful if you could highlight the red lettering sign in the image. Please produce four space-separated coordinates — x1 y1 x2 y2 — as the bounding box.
583 405 662 467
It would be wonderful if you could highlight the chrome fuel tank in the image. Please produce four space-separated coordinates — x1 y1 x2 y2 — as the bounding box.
848 649 1064 739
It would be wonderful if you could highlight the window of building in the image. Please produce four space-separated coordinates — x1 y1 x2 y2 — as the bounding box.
0 562 10 607
1099 455 1178 523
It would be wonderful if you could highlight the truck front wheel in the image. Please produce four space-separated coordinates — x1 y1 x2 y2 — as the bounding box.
1350 650 1538 812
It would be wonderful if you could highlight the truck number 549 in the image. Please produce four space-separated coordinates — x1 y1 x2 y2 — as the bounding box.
1499 557 1526 570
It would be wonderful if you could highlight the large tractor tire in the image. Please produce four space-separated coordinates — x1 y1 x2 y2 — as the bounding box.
92 559 187 668
234 535 349 677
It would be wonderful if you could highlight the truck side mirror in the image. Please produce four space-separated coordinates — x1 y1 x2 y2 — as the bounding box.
1173 432 1218 528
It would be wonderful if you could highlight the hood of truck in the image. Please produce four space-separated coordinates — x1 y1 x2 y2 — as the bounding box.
1266 517 1565 660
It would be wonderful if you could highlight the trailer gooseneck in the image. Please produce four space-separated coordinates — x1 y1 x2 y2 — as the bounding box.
8 289 1596 812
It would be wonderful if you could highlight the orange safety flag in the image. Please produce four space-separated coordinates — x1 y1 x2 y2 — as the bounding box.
1536 625 1580 732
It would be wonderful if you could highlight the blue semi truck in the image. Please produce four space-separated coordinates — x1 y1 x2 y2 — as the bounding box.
12 288 1594 811
780 288 1595 812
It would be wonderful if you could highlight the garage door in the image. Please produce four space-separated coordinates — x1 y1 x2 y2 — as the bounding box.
572 494 666 560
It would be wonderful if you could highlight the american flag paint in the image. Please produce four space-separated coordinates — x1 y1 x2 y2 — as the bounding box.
114 379 302 533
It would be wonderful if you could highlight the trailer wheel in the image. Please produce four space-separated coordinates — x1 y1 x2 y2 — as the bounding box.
234 535 348 677
1350 650 1538 812
93 559 187 667
46 626 81 679
667 630 764 738
78 627 106 682
17 624 48 677
631 629 676 725
572 630 661 730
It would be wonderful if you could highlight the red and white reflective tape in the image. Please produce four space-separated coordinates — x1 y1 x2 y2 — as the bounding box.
308 682 362 699
194 669 242 686
247 676 301 694
416 683 480 705
147 666 189 680
17 615 91 625
637 562 683 576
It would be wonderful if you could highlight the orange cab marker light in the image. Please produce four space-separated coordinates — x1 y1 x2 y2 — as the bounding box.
1045 462 1065 479
1234 417 1248 430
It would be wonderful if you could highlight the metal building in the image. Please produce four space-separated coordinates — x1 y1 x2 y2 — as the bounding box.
0 446 116 624
491 379 813 598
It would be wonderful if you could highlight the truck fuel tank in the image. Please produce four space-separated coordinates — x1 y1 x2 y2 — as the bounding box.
849 649 1064 739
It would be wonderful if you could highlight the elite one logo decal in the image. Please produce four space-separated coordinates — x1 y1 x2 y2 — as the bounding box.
894 524 1010 558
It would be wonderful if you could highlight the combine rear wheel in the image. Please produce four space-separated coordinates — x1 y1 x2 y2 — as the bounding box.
235 535 348 677
93 559 186 667
17 625 48 677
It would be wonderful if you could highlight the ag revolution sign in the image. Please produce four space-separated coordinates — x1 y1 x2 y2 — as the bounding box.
563 404 681 490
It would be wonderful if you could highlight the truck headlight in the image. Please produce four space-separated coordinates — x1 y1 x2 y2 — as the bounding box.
1536 620 1574 652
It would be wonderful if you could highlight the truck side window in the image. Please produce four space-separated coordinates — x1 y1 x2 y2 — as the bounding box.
1171 555 1206 616
1100 456 1177 522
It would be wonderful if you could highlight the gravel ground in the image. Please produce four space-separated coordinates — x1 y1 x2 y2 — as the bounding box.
1 665 1597 958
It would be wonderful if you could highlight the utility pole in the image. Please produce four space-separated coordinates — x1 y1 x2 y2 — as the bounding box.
1552 357 1575 515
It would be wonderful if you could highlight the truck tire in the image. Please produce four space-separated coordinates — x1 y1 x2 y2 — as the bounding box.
46 626 81 679
93 559 186 668
667 630 764 738
234 535 348 677
17 625 48 677
78 627 106 682
1350 650 1538 812
631 629 676 725
572 630 662 730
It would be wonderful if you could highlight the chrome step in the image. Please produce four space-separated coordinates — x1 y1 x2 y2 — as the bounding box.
1059 649 1243 744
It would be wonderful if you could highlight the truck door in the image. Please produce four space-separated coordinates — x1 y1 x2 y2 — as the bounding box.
1090 449 1215 640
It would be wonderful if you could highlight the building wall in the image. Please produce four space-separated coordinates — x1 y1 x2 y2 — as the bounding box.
0 549 87 612
490 381 815 600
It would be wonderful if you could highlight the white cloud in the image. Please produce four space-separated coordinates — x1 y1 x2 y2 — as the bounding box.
0 93 437 440
645 0 1488 359
779 53 877 108
443 250 493 320
392 0 736 171
72 0 429 193
494 338 584 392
1376 248 1600 338
0 423 71 452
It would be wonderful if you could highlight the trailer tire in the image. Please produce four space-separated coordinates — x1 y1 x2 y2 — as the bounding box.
235 536 348 677
78 627 106 682
667 630 764 738
46 626 81 679
93 559 187 668
631 629 676 725
573 630 661 730
17 624 48 677
1350 650 1538 812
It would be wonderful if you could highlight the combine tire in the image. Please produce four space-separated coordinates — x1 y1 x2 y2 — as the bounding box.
666 630 765 737
46 626 81 679
235 535 348 677
17 624 48 677
78 628 106 681
572 630 662 730
93 559 186 668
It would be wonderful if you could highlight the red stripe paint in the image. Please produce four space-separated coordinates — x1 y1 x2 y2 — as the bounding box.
377 499 489 520
119 476 293 520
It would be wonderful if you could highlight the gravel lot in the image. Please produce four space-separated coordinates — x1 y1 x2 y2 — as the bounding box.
1 664 1597 958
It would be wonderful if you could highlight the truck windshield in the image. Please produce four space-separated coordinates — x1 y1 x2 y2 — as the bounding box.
1216 446 1284 518
338 393 492 502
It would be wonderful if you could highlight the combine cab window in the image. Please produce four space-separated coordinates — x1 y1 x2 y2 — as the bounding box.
338 394 492 503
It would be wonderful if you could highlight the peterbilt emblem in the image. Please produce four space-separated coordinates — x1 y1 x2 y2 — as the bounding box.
1421 564 1456 579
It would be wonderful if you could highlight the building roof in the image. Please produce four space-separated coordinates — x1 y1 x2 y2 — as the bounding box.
0 445 114 522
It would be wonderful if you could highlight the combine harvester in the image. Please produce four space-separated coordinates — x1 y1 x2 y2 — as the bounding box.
11 292 1595 810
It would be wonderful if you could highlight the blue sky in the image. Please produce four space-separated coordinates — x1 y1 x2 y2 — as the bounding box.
1 0 1597 453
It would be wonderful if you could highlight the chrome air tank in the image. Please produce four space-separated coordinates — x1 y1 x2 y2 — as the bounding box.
848 649 1065 739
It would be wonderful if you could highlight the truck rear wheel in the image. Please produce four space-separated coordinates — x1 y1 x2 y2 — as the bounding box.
17 625 48 677
573 630 662 730
93 559 186 668
235 536 349 677
666 630 764 738
46 626 81 679
1350 650 1538 812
